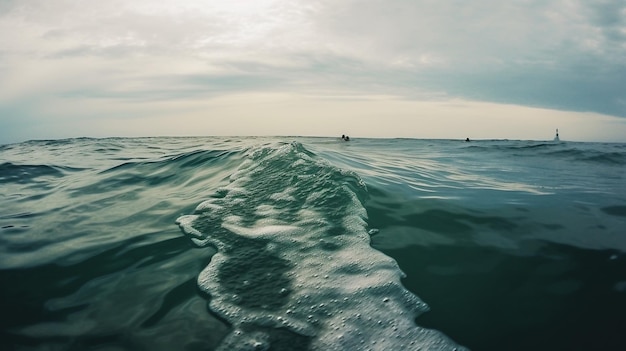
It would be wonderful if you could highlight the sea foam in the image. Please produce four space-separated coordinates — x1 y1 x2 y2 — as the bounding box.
177 142 465 350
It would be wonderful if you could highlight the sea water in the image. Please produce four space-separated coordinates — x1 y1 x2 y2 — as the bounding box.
1 137 625 350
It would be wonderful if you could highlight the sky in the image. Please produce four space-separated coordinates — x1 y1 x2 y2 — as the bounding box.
1 0 625 144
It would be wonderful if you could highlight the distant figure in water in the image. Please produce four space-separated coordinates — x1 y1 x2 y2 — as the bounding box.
341 135 350 141
465 137 471 142
554 129 560 141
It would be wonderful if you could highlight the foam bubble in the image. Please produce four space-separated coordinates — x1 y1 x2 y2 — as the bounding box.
177 142 466 350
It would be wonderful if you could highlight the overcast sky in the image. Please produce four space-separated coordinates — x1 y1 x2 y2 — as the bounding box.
1 0 625 144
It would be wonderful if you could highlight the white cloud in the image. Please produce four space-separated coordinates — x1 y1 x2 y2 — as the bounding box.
0 0 625 144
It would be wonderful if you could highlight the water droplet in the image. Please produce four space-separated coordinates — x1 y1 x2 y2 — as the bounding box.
368 228 379 235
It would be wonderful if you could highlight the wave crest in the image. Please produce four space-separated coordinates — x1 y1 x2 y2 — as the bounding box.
177 142 465 351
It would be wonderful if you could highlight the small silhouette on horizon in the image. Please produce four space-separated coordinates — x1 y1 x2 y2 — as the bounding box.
554 128 560 141
341 135 350 141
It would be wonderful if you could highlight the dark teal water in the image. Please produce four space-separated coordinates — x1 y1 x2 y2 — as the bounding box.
1 137 625 350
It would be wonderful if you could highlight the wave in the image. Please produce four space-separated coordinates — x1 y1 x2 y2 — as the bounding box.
542 147 626 165
462 141 626 166
68 149 243 192
2 136 624 350
0 162 67 184
177 142 465 351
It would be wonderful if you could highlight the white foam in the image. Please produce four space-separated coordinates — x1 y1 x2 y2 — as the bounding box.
195 201 222 212
177 142 466 351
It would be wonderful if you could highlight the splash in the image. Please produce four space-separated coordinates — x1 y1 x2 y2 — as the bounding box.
177 142 465 350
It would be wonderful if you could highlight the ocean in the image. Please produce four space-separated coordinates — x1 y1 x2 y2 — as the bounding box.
1 136 625 351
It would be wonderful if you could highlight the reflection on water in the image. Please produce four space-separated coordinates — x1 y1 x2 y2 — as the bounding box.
1 137 625 350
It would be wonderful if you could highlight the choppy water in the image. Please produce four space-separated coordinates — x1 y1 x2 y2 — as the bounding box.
1 137 625 350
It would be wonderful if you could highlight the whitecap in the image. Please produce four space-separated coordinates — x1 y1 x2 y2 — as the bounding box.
177 142 466 350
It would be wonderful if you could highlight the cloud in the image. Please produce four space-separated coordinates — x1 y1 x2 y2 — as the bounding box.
304 0 626 114
0 0 625 143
